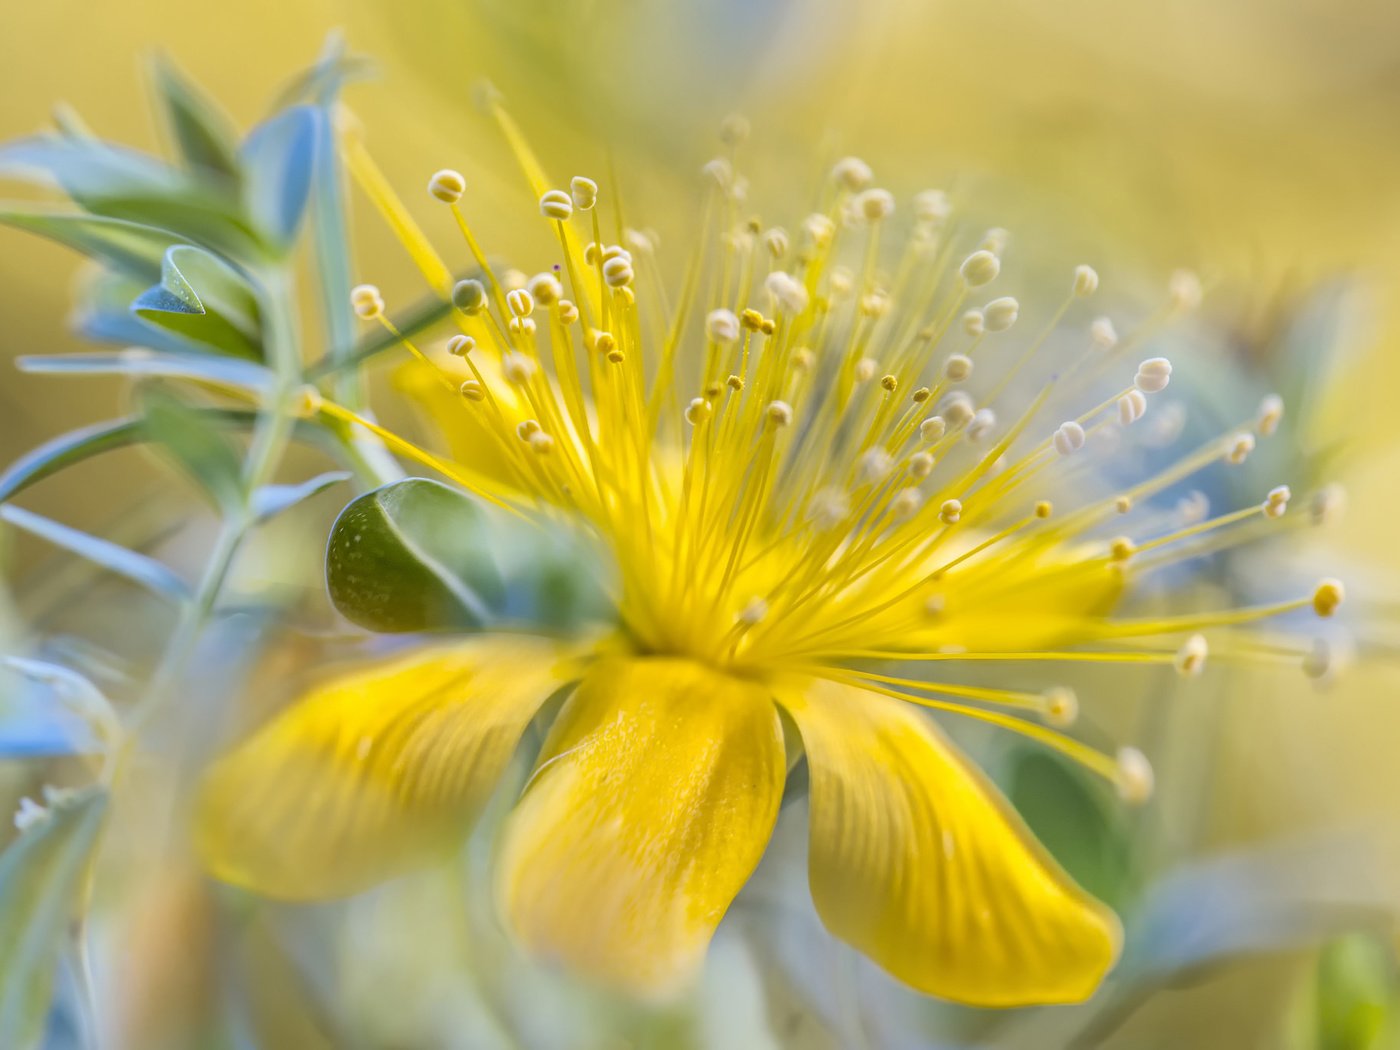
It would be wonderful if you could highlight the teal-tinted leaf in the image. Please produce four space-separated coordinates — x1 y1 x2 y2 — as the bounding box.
307 288 459 379
251 470 351 523
18 349 275 396
1 657 118 744
152 55 242 179
240 106 317 252
1007 746 1133 909
0 209 185 282
325 478 503 632
0 417 144 503
491 519 613 633
138 387 245 513
0 788 108 1049
132 245 262 359
0 505 189 602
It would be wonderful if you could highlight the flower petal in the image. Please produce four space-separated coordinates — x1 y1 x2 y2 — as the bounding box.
497 658 785 997
194 636 575 900
779 676 1121 1006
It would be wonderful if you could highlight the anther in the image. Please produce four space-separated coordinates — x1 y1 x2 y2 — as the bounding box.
892 488 922 519
792 348 815 372
1302 638 1334 680
1226 432 1255 465
1310 484 1346 526
939 499 963 524
962 310 985 336
740 308 765 331
764 227 790 258
291 385 322 419
506 288 534 318
516 419 541 441
767 400 794 427
983 296 1019 332
350 283 384 320
1175 633 1208 676
913 189 951 225
452 279 487 315
967 409 996 442
860 290 892 318
812 488 851 529
1263 484 1290 519
857 188 895 221
528 273 562 306
920 416 947 442
539 189 573 221
859 449 892 485
1090 317 1118 350
1257 393 1285 436
707 308 741 344
944 355 973 382
1035 500 1054 518
854 358 878 383
509 317 537 336
603 256 634 288
607 349 625 364
1115 495 1133 514
1042 687 1078 728
1073 264 1100 298
428 169 466 203
909 451 934 479
570 176 598 211
727 374 745 391
1052 420 1087 456
831 156 873 191
704 382 723 400
720 112 751 145
880 374 899 393
1115 747 1155 804
685 398 713 425
912 386 931 403
502 352 536 385
1134 357 1173 393
1177 491 1210 524
591 331 617 355
939 391 975 428
459 379 485 402
1312 578 1345 618
1169 269 1202 312
765 271 808 313
1109 536 1136 562
804 213 835 246
447 334 475 357
960 250 1000 287
529 431 555 455
1117 389 1148 425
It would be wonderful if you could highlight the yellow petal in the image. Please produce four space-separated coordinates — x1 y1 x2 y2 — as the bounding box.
779 676 1121 1006
497 658 785 997
194 636 575 900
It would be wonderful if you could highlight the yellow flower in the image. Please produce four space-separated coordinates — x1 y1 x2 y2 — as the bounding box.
195 102 1343 1006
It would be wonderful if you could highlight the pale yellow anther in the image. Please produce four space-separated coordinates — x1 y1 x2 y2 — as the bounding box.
831 156 873 191
1134 357 1173 393
1109 536 1136 562
791 347 815 372
701 157 734 190
570 175 599 211
1310 483 1346 526
704 381 723 400
452 279 487 315
812 488 851 529
1072 264 1100 298
943 354 973 383
1226 431 1256 465
428 169 466 203
764 227 790 258
1302 638 1334 681
913 189 951 225
920 416 947 443
857 188 895 222
765 271 808 314
859 448 892 485
603 256 634 288
1175 633 1208 677
1169 268 1203 312
880 374 899 393
291 385 322 419
1115 747 1154 805
962 310 985 337
558 299 579 325
1313 578 1345 618
1052 420 1087 456
767 400 794 427
1034 500 1054 519
529 431 555 455
911 386 931 404
1042 687 1078 728
506 288 534 318
1115 495 1133 514
539 189 573 221
1257 393 1285 437
591 331 617 355
1117 389 1148 426
502 352 536 385
940 391 975 428
967 408 996 443
1263 484 1291 519
350 283 384 320
829 267 854 298
584 241 602 266
447 334 475 357
459 379 486 402
1177 490 1210 525
924 593 947 619
939 498 963 525
982 296 1019 333
502 269 528 292
527 273 562 306
803 213 835 246
685 397 713 425
740 308 766 331
960 250 1000 287
516 419 542 441
509 317 537 336
979 227 1010 255
706 308 741 344
891 488 922 519
727 374 745 392
1090 316 1119 350
909 451 935 479
854 358 879 384
859 290 892 319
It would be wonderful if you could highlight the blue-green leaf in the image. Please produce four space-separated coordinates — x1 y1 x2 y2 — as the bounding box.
325 478 504 632
1 657 119 745
251 470 350 523
239 106 317 252
0 417 144 503
0 505 189 602
152 55 242 180
0 209 185 282
17 349 275 397
138 387 245 514
132 245 262 359
0 788 108 1049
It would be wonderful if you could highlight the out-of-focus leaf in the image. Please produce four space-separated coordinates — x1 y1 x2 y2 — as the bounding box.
307 287 460 379
138 387 245 513
325 478 503 632
1007 746 1133 909
18 349 275 397
1308 934 1400 1050
490 518 613 633
0 417 144 503
239 107 317 253
1 658 118 742
152 55 242 180
251 471 351 523
0 788 108 1049
0 505 189 602
132 245 262 359
0 209 184 282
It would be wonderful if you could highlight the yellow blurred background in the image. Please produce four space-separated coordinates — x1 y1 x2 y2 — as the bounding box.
2 0 1398 1041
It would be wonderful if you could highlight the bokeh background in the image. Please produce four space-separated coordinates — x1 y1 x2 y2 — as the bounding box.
1 0 1399 1046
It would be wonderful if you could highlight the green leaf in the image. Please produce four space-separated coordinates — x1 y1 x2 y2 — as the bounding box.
251 470 351 523
239 106 317 253
0 417 144 503
0 505 190 602
0 788 107 1049
0 208 185 282
17 349 275 397
132 245 262 359
325 478 504 632
139 387 246 513
1007 746 1132 909
152 55 242 179
1312 934 1400 1050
